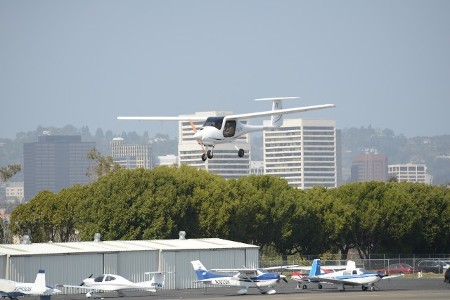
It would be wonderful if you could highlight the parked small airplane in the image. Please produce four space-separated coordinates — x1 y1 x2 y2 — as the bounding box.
191 260 286 295
0 270 61 299
60 272 164 298
307 259 402 291
118 97 335 161
284 263 347 290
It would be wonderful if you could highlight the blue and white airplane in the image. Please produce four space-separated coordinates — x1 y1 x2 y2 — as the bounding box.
0 270 61 300
191 260 286 295
308 259 401 291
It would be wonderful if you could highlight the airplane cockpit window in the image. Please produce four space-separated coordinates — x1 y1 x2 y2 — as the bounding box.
203 117 224 130
352 270 357 275
105 275 115 281
94 275 104 282
223 120 236 137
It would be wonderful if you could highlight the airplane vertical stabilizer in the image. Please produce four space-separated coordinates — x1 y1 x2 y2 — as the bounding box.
190 260 222 281
345 260 356 272
149 273 164 290
255 97 299 128
31 270 46 293
309 259 321 278
270 99 283 127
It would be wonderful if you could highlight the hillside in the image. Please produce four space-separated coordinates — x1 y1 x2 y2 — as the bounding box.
1 125 449 184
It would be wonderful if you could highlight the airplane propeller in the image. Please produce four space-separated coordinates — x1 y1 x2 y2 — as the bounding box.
189 120 209 160
80 274 93 286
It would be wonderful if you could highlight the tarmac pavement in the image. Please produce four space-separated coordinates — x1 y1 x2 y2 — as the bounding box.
48 278 450 300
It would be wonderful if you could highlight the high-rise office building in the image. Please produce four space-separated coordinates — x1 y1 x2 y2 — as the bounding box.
177 112 250 179
110 137 152 169
24 135 95 201
263 119 337 189
351 152 388 182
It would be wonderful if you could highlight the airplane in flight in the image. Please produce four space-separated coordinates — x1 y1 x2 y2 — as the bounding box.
307 259 402 291
0 270 61 299
59 272 165 298
118 97 335 161
191 260 287 295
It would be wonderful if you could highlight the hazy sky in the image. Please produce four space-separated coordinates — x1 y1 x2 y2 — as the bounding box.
1 0 449 139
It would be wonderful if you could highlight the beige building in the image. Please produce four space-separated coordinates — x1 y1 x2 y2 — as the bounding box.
5 182 24 202
351 152 388 182
110 137 152 169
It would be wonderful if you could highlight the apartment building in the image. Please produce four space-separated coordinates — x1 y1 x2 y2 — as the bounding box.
110 137 152 169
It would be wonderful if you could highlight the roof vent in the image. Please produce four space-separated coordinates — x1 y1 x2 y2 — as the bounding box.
21 235 31 244
179 231 186 240
94 233 101 242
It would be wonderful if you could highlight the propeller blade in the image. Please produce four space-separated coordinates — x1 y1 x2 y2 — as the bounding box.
188 120 197 133
80 274 93 286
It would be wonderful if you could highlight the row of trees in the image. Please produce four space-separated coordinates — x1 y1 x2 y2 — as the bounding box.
8 165 450 257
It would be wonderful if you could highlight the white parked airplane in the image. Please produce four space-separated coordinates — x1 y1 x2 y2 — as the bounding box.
60 272 164 298
307 259 402 291
118 97 335 161
0 270 61 299
191 260 286 295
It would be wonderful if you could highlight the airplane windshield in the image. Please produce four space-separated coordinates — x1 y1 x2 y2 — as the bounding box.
203 117 224 130
94 275 104 282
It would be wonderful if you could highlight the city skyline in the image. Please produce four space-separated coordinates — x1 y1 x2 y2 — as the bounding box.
1 1 449 139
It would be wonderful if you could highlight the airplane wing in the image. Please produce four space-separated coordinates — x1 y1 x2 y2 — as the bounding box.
381 273 404 279
117 116 207 121
225 104 336 120
58 284 98 291
211 268 258 273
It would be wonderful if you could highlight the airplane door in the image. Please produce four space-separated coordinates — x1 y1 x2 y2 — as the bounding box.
223 120 236 137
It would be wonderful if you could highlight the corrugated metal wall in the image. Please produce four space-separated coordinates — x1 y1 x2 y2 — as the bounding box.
4 244 258 292
0 255 6 279
117 250 159 282
8 253 103 293
160 248 259 289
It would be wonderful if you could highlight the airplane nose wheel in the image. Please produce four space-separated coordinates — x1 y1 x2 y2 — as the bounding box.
201 153 207 161
207 150 213 159
238 149 245 157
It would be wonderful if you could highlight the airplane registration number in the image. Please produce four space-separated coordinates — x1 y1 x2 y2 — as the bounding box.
15 286 32 292
214 279 231 285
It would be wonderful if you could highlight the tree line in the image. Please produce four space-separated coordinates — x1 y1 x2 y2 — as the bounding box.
8 165 450 257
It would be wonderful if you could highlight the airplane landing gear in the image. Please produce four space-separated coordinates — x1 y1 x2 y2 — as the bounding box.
238 149 244 157
201 147 214 161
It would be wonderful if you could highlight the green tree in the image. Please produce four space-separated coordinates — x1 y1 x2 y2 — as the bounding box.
0 164 21 183
86 148 122 180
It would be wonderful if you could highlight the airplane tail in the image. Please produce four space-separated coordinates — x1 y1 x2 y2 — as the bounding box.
31 270 46 293
345 260 356 272
191 260 212 281
270 99 283 127
149 272 165 290
255 97 299 127
309 259 321 278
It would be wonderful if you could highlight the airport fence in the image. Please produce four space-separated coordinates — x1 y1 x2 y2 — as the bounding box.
260 253 450 275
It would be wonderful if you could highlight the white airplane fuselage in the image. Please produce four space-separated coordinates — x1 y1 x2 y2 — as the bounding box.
193 122 263 147
207 275 279 289
82 275 157 291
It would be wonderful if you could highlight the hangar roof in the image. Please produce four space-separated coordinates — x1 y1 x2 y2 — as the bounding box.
0 238 258 256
